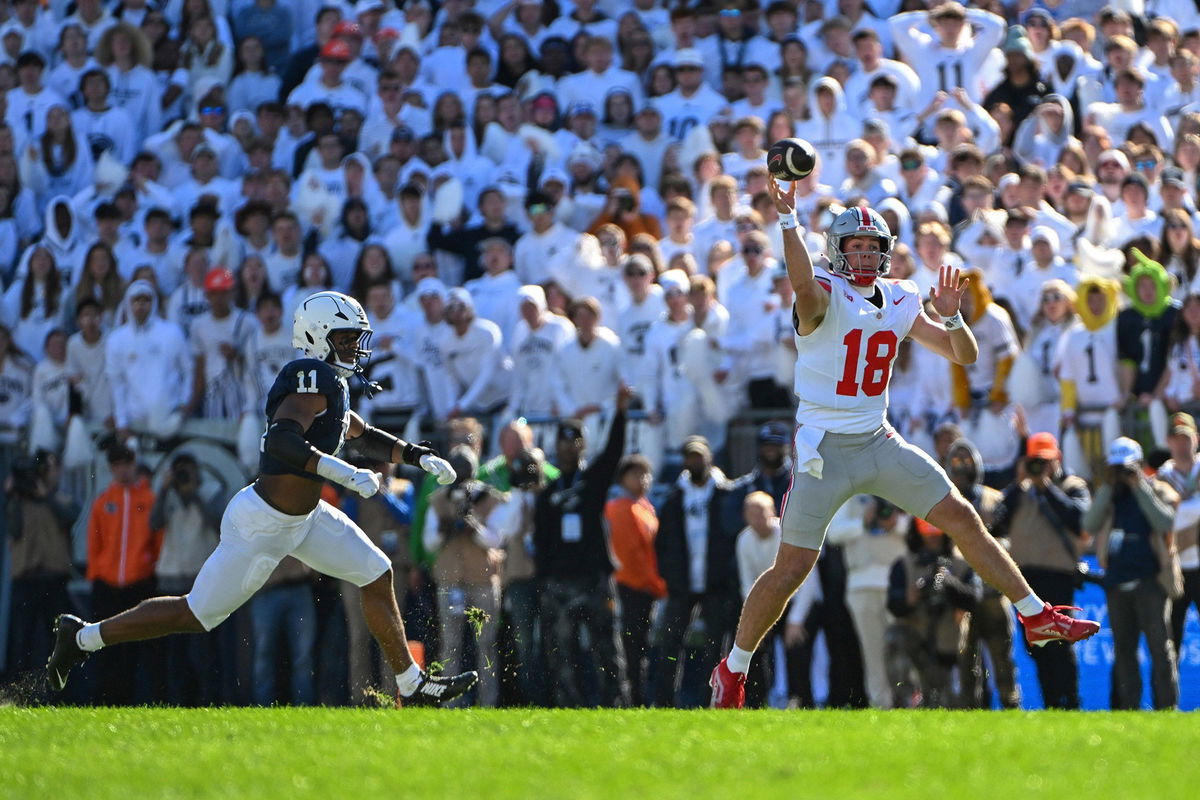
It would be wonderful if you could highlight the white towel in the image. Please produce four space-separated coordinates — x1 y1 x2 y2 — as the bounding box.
794 425 827 479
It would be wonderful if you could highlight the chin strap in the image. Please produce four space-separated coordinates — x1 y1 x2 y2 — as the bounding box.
354 365 382 398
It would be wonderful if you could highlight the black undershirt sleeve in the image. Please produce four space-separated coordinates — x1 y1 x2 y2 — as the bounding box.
263 418 320 471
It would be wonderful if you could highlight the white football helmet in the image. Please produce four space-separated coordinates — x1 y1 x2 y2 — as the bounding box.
293 291 373 379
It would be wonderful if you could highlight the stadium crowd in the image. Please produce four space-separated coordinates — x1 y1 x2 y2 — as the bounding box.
1 0 1199 710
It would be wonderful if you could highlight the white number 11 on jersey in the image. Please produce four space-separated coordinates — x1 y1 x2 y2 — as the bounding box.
297 369 319 393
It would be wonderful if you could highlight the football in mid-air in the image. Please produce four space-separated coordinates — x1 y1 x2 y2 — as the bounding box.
767 137 816 181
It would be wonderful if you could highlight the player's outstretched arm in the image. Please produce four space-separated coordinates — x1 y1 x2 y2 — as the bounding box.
346 411 457 485
908 265 979 365
769 176 828 332
264 393 382 498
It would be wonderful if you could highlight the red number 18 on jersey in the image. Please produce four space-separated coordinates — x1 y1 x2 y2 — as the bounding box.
835 328 898 397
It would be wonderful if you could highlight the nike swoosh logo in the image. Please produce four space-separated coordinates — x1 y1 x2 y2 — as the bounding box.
53 668 66 688
893 298 904 305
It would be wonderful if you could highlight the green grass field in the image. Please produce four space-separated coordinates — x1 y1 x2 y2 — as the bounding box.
0 707 1193 800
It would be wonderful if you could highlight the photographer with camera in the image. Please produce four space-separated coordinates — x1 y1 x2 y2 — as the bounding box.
944 438 1019 709
149 453 223 705
486 425 559 706
1084 437 1181 710
990 432 1091 709
424 446 508 707
1154 413 1200 667
4 451 77 679
885 519 982 708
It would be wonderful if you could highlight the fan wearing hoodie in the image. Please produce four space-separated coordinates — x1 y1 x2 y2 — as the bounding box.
106 280 193 443
504 285 574 423
439 288 513 420
654 436 737 708
794 78 859 190
1013 94 1078 168
14 197 85 287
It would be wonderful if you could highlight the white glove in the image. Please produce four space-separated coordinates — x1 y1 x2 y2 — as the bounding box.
316 455 381 498
420 453 457 485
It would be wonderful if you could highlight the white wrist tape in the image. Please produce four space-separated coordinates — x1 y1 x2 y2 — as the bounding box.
778 214 799 230
941 312 964 330
315 454 356 485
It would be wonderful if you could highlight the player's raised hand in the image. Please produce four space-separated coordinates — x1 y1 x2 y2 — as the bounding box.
420 453 457 485
767 175 797 215
931 264 968 318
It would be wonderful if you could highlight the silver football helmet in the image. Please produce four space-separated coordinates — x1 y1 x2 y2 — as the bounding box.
825 206 895 286
293 291 373 379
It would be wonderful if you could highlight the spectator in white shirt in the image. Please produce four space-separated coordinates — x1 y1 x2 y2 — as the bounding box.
465 237 524 343
721 117 768 186
658 197 698 268
106 280 192 442
693 176 740 275
1111 172 1162 246
504 285 575 422
653 47 729 142
6 50 65 141
441 287 513 418
514 191 580 286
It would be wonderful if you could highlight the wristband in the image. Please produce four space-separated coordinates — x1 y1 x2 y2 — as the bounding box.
941 312 964 330
778 214 799 230
315 454 357 485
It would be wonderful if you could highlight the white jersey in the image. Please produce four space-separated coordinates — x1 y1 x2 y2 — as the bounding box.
552 328 623 417
507 315 575 417
793 270 922 434
1057 320 1122 413
617 294 666 386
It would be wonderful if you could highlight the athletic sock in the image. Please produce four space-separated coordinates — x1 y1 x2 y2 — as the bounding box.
726 645 753 675
396 663 422 696
76 623 105 652
1014 594 1045 617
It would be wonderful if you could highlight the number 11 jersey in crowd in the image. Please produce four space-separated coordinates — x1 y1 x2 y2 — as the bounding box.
791 268 922 434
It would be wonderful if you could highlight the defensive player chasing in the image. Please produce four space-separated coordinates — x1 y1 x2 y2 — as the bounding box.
710 180 1100 708
47 291 479 705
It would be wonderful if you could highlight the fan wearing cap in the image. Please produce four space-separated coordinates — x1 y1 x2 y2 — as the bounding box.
888 2 1005 111
286 37 369 115
188 267 258 419
651 47 729 143
1156 412 1200 654
1083 436 1181 709
439 287 513 419
503 285 575 422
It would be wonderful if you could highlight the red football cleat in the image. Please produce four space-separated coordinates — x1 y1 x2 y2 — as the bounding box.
710 658 747 709
1020 604 1100 648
